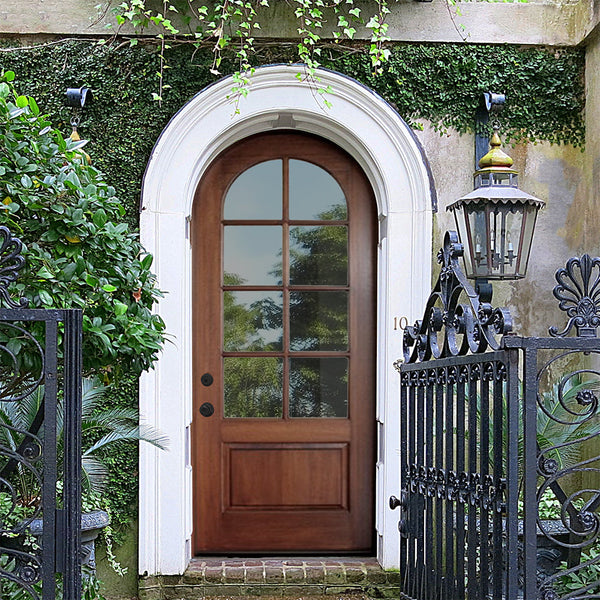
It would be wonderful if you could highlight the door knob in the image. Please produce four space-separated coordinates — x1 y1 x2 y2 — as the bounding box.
199 402 214 417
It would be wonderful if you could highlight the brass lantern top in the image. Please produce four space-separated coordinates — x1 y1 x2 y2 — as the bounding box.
447 125 545 212
477 127 515 171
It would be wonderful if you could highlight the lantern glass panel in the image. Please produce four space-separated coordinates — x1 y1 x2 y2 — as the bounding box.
519 205 538 277
485 205 525 279
457 202 538 280
463 205 488 279
452 205 474 277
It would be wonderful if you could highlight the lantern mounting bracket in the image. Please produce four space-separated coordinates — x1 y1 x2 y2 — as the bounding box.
475 92 505 170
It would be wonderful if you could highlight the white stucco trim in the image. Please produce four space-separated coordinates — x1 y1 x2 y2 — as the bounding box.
139 64 433 575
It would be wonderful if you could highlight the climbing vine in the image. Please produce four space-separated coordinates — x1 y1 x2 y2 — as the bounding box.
103 0 395 103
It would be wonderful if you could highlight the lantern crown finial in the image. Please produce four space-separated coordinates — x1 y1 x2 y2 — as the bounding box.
478 124 513 170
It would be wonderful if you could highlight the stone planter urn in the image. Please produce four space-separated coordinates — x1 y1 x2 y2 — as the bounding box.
29 509 110 573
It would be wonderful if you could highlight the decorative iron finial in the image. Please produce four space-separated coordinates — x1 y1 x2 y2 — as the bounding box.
0 226 28 309
401 231 512 364
549 254 600 338
477 124 514 170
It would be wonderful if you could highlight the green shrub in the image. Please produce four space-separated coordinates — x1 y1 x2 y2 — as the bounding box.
0 70 165 376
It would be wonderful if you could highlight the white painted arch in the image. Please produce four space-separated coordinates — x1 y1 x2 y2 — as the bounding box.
139 64 434 576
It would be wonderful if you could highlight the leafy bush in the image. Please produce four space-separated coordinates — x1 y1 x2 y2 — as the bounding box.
0 70 165 376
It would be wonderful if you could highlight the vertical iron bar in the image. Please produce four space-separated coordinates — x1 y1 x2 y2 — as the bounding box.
521 347 538 600
399 373 410 592
505 351 520 599
492 364 504 600
425 373 435 599
480 367 491 599
435 370 444 600
445 368 455 599
455 370 466 600
400 374 408 596
467 367 478 600
42 319 58 600
62 310 82 600
416 380 426 597
408 382 417 599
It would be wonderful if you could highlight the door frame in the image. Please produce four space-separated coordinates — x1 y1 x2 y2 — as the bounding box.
139 64 436 576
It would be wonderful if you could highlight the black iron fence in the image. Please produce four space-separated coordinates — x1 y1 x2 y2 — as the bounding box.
0 227 82 600
393 232 600 599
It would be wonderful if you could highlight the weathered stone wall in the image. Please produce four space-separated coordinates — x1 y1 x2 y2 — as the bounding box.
0 0 594 46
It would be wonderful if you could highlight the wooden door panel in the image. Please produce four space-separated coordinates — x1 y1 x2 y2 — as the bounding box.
192 132 375 553
226 443 349 509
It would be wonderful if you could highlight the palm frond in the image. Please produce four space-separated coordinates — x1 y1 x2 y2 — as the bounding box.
84 424 168 455
81 456 109 494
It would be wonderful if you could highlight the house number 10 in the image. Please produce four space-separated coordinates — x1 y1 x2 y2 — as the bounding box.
393 316 408 331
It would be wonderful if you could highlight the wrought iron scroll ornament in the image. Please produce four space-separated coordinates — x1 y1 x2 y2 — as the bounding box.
0 226 28 309
549 254 600 338
401 231 512 364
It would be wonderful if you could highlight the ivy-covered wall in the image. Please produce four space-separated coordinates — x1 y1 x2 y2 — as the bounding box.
0 40 585 224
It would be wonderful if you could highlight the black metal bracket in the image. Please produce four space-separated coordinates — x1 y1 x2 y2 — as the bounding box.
475 92 505 169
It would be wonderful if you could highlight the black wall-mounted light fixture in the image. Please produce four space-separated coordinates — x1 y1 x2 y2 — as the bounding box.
475 91 505 170
65 87 93 109
64 87 93 163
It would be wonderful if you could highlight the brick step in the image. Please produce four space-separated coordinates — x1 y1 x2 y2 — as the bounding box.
139 557 401 600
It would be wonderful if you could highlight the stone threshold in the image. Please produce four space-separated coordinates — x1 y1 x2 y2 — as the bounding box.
139 557 401 599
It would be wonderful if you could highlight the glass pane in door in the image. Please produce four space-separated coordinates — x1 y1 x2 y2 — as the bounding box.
289 160 347 220
289 226 348 285
289 357 348 418
224 357 283 418
224 226 282 285
224 160 282 219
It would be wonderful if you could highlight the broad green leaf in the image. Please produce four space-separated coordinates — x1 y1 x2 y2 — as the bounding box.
114 301 128 316
86 273 100 287
38 290 53 305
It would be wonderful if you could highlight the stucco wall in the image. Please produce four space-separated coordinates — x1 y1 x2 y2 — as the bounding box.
0 0 594 46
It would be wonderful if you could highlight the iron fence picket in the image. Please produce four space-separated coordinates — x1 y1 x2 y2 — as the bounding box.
479 371 490 600
466 368 478 600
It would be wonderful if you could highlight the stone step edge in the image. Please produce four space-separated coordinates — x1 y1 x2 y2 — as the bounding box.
140 583 401 600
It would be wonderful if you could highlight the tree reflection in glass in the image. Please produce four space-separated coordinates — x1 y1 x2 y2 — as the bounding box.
290 358 348 418
223 273 283 417
223 275 283 352
224 357 283 418
222 191 350 418
290 225 348 286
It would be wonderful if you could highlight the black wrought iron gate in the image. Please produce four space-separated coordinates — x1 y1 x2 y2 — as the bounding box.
393 232 600 599
0 227 82 600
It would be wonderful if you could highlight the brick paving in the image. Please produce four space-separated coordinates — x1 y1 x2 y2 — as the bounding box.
138 557 401 599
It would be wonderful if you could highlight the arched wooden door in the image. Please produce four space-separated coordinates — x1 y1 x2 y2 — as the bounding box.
191 132 376 553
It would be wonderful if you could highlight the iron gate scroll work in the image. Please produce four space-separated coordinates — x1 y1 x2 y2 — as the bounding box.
0 227 82 600
393 231 600 600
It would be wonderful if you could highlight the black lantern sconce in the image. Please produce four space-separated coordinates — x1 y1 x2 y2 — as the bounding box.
64 87 93 163
64 87 93 133
65 87 93 109
447 124 545 283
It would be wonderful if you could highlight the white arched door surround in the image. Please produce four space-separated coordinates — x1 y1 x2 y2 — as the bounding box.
139 64 435 576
